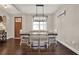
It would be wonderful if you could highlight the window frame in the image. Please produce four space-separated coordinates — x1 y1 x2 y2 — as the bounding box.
32 16 47 31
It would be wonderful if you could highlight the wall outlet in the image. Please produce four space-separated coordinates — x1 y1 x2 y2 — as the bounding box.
72 41 75 44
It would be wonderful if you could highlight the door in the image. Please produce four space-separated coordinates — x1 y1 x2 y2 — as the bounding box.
14 17 22 38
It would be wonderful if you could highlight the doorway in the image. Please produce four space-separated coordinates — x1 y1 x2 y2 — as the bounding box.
14 17 22 39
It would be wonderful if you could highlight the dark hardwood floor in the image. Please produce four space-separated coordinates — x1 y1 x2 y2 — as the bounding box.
0 38 77 55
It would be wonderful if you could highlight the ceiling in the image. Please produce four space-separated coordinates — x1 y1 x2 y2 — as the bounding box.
0 4 61 15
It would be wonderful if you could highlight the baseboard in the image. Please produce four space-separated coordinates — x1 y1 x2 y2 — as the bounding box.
57 39 79 55
7 37 14 40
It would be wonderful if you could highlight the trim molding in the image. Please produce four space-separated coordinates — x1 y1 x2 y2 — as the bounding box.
8 38 13 40
7 37 13 39
57 39 79 55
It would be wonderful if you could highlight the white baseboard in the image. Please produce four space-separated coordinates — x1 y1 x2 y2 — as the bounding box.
57 39 79 55
7 37 14 40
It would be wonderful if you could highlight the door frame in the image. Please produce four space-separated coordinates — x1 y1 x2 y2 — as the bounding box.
14 17 22 38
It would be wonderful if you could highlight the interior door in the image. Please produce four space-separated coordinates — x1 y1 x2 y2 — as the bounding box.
14 17 22 38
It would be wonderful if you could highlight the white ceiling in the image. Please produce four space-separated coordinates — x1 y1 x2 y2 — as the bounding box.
0 4 20 14
0 4 61 15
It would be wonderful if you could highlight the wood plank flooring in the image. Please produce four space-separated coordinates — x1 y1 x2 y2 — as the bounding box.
0 38 77 55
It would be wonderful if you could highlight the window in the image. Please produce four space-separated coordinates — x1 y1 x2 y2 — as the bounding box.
33 16 47 31
33 22 39 30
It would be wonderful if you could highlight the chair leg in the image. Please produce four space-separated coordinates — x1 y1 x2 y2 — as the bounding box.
20 41 22 46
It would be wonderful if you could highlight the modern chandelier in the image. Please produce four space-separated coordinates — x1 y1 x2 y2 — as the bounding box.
36 4 44 16
33 4 47 21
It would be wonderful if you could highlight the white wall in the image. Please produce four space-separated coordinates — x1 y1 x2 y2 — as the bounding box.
47 14 55 32
6 15 14 39
54 5 79 54
22 14 32 33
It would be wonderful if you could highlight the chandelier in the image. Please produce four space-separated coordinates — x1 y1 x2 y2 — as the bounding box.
33 4 47 21
36 4 44 16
